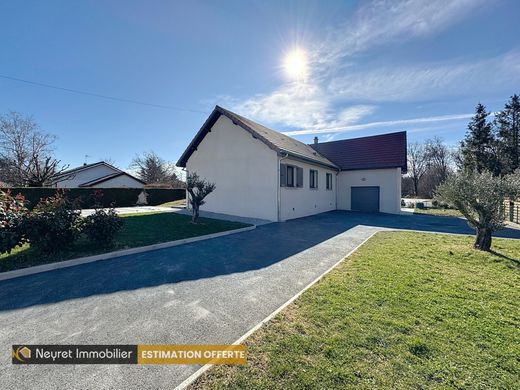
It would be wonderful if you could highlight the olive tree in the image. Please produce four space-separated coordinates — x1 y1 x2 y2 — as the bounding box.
186 172 215 223
435 170 520 251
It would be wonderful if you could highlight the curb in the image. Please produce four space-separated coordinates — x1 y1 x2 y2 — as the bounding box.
174 229 379 390
0 225 256 282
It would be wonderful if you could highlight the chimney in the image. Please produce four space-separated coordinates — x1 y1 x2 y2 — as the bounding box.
313 136 318 144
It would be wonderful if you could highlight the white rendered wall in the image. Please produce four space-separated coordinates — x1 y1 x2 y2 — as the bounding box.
337 168 402 214
280 157 337 221
90 175 144 188
186 115 279 221
55 165 119 188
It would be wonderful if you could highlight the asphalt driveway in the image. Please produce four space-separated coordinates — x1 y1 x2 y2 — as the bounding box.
1 211 519 390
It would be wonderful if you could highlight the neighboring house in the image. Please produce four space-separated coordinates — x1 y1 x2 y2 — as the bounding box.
52 161 146 188
504 199 519 225
177 106 406 222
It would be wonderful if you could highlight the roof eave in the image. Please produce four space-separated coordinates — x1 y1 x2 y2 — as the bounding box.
283 151 339 170
177 105 282 167
339 165 407 173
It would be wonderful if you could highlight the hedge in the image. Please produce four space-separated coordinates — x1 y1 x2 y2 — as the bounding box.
2 188 185 209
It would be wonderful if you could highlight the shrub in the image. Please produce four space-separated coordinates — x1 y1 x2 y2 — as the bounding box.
23 190 81 254
82 208 123 247
432 200 439 208
401 199 406 207
0 191 28 254
416 202 425 209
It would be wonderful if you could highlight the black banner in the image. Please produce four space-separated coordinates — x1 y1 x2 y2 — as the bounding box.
12 345 137 364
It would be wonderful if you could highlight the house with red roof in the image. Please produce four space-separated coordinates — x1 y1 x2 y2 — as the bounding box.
178 106 406 222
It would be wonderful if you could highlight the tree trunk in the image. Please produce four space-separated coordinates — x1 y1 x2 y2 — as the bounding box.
474 227 492 251
413 178 419 197
191 204 199 223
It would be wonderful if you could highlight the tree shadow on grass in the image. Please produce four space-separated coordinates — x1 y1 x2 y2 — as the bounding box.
490 250 520 270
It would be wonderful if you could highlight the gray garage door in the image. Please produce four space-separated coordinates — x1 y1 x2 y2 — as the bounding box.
351 186 380 212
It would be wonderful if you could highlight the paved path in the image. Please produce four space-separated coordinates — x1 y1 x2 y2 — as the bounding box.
1 211 519 390
81 206 177 216
81 206 271 226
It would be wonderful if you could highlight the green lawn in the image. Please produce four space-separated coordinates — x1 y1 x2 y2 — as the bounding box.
414 207 463 218
0 212 248 273
190 232 520 390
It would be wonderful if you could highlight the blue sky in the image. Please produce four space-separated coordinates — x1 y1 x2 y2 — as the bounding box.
1 0 519 170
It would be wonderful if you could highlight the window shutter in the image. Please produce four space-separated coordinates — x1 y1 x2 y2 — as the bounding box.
280 164 287 187
296 167 303 187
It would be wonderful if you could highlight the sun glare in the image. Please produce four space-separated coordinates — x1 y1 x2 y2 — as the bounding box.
283 48 308 81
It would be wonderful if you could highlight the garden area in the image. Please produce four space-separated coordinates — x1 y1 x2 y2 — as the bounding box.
0 190 248 273
190 231 520 390
401 199 463 218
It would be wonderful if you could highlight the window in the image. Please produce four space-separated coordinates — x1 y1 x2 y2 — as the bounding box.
296 167 303 187
326 173 333 190
281 164 303 188
287 166 294 187
310 169 318 189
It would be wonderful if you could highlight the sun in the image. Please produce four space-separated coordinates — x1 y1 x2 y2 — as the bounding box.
283 48 308 81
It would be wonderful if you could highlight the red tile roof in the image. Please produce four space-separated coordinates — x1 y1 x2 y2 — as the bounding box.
310 132 407 172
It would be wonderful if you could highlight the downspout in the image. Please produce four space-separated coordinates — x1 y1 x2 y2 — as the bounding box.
277 152 289 222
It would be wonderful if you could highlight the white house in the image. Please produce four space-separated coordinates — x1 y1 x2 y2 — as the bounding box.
52 161 146 188
177 106 406 222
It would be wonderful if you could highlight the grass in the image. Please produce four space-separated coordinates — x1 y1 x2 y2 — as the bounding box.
0 212 248 273
190 231 520 390
414 207 463 218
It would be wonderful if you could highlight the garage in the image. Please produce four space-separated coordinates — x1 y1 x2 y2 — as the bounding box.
351 186 380 212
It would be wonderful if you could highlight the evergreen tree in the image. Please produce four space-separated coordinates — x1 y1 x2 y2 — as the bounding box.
495 94 520 175
460 103 496 174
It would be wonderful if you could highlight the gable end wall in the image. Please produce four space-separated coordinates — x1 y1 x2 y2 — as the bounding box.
186 115 279 221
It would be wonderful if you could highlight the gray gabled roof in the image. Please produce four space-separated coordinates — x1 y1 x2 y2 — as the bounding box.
177 106 338 169
53 161 121 180
78 171 146 187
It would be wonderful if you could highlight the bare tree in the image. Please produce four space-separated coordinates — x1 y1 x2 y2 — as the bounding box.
131 151 182 187
419 136 454 197
20 155 69 187
0 111 62 186
425 136 452 182
407 142 427 196
186 172 215 223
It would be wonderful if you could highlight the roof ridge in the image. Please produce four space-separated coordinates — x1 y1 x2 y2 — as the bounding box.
177 106 338 169
215 106 337 168
310 130 407 146
55 161 121 178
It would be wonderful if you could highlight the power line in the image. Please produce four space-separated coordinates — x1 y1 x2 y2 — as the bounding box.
0 74 207 114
